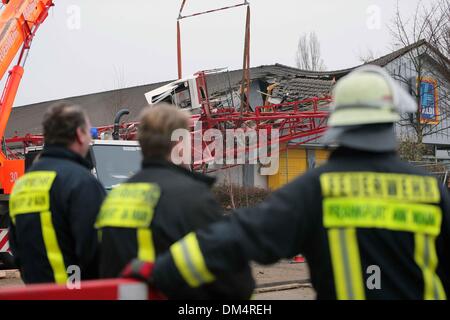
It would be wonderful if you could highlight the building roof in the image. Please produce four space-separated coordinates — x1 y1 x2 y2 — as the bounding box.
368 39 428 67
272 77 334 101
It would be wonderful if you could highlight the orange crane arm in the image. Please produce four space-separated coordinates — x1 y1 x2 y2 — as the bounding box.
0 0 53 81
0 0 54 193
0 0 53 142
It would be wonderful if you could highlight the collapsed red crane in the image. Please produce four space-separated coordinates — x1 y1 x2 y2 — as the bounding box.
173 71 330 171
170 1 331 170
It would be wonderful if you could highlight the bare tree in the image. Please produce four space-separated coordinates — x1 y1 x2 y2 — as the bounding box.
389 0 450 150
428 0 450 77
358 48 377 64
295 32 326 71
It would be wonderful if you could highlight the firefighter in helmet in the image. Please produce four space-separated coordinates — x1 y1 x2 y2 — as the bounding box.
122 66 450 300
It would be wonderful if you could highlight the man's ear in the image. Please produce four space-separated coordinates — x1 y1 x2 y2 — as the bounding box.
75 127 85 144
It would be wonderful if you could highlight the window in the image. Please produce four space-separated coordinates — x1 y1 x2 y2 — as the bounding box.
91 144 142 190
174 82 192 109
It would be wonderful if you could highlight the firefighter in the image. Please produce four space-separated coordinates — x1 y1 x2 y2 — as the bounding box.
122 65 450 300
96 103 254 299
8 102 106 284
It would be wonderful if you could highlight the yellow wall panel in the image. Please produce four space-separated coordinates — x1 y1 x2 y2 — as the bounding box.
268 148 307 190
315 149 330 167
268 147 330 190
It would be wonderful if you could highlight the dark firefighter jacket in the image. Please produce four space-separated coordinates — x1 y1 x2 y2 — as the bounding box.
152 147 450 300
8 145 106 284
96 158 255 300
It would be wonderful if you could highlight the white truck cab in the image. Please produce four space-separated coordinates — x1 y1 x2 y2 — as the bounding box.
24 140 142 191
145 75 202 112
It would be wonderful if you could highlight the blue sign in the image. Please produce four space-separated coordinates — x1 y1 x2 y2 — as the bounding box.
419 78 439 124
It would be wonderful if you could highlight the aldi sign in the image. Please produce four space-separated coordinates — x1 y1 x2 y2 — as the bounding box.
419 77 439 124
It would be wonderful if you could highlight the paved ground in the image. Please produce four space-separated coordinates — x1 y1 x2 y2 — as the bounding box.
0 270 23 287
252 260 310 286
252 260 316 300
254 287 315 300
0 260 316 299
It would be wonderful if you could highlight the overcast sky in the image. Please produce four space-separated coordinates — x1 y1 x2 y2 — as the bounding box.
7 0 436 106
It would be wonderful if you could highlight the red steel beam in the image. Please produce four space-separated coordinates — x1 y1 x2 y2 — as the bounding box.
178 2 248 20
177 20 182 79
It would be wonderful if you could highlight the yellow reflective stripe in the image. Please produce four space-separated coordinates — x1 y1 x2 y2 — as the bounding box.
40 211 67 284
328 228 365 300
137 228 155 262
414 233 446 300
95 183 160 229
366 174 375 198
9 171 57 224
170 232 215 288
345 228 365 299
12 171 57 193
10 191 50 217
323 198 442 236
96 203 153 228
328 229 347 299
320 172 440 203
171 241 198 287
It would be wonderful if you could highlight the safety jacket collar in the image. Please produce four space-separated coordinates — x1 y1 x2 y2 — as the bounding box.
142 158 216 187
329 146 399 161
41 144 93 169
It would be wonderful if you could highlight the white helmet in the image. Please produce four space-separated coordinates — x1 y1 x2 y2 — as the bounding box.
325 65 417 152
328 65 417 127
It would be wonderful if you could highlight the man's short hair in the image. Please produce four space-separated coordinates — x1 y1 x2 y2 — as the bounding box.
42 101 89 146
138 103 189 159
